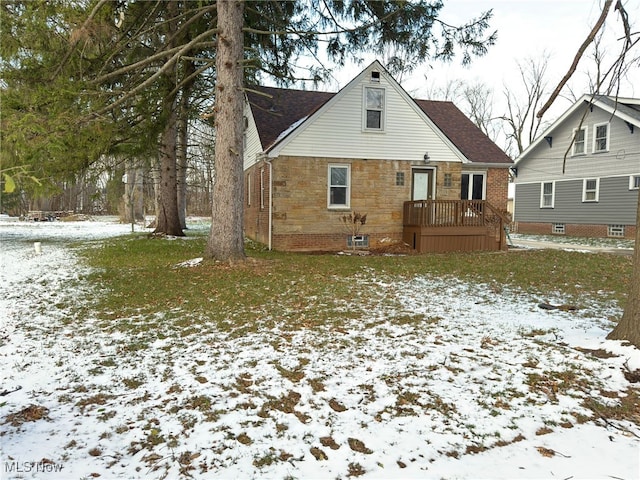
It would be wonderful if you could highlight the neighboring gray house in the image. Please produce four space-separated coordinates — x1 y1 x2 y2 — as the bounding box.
513 94 640 239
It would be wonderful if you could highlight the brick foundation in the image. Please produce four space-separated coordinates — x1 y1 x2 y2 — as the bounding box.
514 222 636 239
273 232 403 252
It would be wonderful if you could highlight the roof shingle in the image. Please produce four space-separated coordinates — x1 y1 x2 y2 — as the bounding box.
246 85 512 164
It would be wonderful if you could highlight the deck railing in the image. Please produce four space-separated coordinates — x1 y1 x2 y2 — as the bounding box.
403 200 507 228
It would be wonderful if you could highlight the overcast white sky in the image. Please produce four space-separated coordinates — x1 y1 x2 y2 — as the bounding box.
431 1 639 95
326 0 640 122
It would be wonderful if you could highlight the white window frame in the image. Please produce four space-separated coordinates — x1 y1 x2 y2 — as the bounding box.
592 122 609 153
540 181 555 208
608 225 625 237
572 126 587 156
582 178 600 202
328 164 351 209
629 175 640 190
461 172 486 200
363 86 385 131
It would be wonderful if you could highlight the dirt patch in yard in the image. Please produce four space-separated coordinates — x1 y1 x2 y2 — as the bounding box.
4 404 50 427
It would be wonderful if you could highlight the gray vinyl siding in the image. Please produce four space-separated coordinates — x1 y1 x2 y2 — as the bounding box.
514 176 638 224
515 105 640 184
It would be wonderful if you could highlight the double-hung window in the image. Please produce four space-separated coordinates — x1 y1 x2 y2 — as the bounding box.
593 123 609 153
540 181 555 208
364 87 385 130
328 164 350 208
629 175 640 190
582 178 599 202
572 127 587 155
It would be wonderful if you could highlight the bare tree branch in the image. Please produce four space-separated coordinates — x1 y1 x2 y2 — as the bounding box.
536 0 613 118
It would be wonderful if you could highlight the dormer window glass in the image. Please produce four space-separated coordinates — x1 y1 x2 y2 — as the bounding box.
365 87 385 130
572 127 587 155
594 123 609 152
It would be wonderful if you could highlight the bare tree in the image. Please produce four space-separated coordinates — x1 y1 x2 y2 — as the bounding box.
501 53 550 156
463 82 500 142
535 0 640 348
421 78 501 144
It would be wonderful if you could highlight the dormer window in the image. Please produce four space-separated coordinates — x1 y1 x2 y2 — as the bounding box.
593 123 609 152
572 126 587 155
364 86 385 131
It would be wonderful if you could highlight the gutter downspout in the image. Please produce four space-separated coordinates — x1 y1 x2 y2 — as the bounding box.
267 157 272 251
258 153 273 250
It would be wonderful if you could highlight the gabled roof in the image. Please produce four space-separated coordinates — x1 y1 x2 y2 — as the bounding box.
516 94 640 163
595 95 640 124
246 86 334 151
415 100 513 164
246 69 512 165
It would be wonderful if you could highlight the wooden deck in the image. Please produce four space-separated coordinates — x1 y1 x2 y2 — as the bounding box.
403 200 508 253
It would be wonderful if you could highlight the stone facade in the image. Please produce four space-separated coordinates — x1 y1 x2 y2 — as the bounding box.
244 156 510 251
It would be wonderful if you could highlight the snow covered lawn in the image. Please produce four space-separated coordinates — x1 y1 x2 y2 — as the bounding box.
1 219 639 479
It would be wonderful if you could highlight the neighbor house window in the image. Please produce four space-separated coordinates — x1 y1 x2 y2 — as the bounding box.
552 223 565 234
364 87 385 130
395 171 405 186
608 225 625 237
629 175 640 190
541 181 555 208
582 178 599 202
593 123 609 152
328 164 350 208
572 127 587 155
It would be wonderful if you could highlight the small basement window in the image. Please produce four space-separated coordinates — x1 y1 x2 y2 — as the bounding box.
552 223 565 234
347 235 369 248
608 225 625 237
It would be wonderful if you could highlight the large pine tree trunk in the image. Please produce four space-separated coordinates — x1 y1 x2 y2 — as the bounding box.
153 105 184 236
177 108 188 230
607 189 640 347
206 0 245 261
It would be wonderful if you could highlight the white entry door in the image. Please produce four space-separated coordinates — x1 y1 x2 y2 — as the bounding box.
412 169 434 200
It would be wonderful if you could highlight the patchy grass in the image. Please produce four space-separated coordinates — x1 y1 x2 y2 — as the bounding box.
79 234 631 331
3 229 638 479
